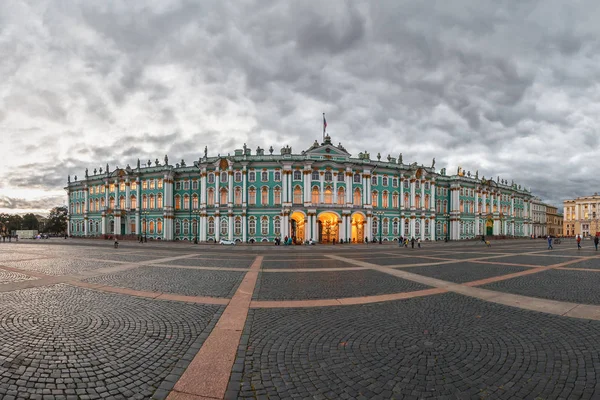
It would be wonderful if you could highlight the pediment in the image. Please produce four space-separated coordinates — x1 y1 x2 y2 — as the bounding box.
304 140 351 158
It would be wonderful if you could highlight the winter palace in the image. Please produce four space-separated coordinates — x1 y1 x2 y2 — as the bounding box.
65 135 536 243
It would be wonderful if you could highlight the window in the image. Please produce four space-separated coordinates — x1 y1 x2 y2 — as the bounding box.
274 187 281 205
235 171 242 182
192 219 197 236
337 173 344 182
393 220 399 235
425 182 429 190
183 180 189 191
371 176 377 185
192 195 198 209
372 219 378 235
149 194 155 209
175 221 181 235
324 171 332 181
353 188 361 206
131 182 137 191
404 180 409 188
312 187 319 204
220 188 228 205
425 220 430 235
220 218 228 235
261 217 269 235
120 182 126 192
312 171 319 181
192 180 198 190
274 171 281 181
337 187 345 205
183 194 189 210
248 171 256 182
235 187 242 205
208 188 215 206
293 186 302 204
415 220 421 236
261 171 268 182
293 170 302 181
100 198 105 208
208 218 215 235
372 191 378 207
249 188 256 205
354 173 361 183
157 194 163 209
157 179 163 189
208 174 215 184
110 183 115 192
383 218 389 235
324 187 333 204
175 181 181 190
415 181 420 190
382 177 388 186
175 195 181 210
149 180 155 190
382 191 389 208
150 220 155 234
119 197 126 209
274 217 281 236
392 192 398 208
404 193 410 208
95 199 100 211
261 187 269 205
109 197 115 209
234 218 242 235
392 178 398 187
248 218 256 235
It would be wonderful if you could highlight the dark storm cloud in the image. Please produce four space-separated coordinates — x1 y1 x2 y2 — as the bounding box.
0 195 65 211
2 0 600 213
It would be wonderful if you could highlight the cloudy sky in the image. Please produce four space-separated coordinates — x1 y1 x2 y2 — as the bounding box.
1 0 599 214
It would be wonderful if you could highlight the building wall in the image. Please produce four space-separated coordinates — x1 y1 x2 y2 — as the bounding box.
563 194 600 237
65 137 536 242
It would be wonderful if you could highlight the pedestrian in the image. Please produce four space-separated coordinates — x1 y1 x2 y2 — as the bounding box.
405 238 408 248
411 237 415 249
547 235 553 250
365 236 368 244
594 236 599 251
398 236 403 247
417 238 421 248
114 236 119 249
577 234 582 249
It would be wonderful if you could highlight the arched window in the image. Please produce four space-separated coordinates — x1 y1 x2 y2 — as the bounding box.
248 188 256 205
150 194 155 209
157 194 163 209
404 193 409 208
261 171 268 182
109 197 115 209
372 219 378 235
274 171 281 181
192 194 199 209
392 192 398 208
248 218 256 235
208 188 215 206
337 173 344 182
436 199 441 213
235 171 242 182
119 196 125 209
415 180 421 190
119 182 125 192
354 173 361 183
403 180 409 188
142 195 148 210
175 220 181 235
100 198 105 208
95 199 100 211
404 220 409 235
234 217 242 235
425 220 430 235
208 218 215 235
312 171 319 181
220 218 228 235
220 188 228 205
443 200 448 213
312 186 319 204
372 191 378 208
393 220 399 235
149 220 155 234
130 196 136 210
371 176 377 185
382 191 389 208
261 187 269 205
274 187 281 205
274 217 281 235
415 220 421 236
383 218 389 235
192 219 197 236
353 188 361 206
293 170 302 180
248 171 256 182
382 177 388 186
424 194 429 209
208 173 215 184
337 187 345 205
220 172 228 183
415 195 421 209
157 219 163 234
437 222 442 236
234 187 242 205
261 217 269 235
293 186 302 204
324 171 332 181
324 186 333 204
460 200 464 212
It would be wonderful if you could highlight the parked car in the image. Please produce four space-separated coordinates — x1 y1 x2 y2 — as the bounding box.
219 239 236 245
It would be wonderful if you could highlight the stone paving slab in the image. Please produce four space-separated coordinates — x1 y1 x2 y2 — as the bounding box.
405 262 530 284
233 293 600 400
0 270 38 285
559 258 600 270
481 269 600 305
485 254 585 266
0 284 223 399
420 251 503 260
252 269 431 300
84 266 245 298
153 257 253 268
366 256 452 266
1 258 124 276
261 259 360 269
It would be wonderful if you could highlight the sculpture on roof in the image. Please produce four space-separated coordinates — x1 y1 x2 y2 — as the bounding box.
204 146 208 158
398 153 402 164
431 158 435 168
164 155 169 165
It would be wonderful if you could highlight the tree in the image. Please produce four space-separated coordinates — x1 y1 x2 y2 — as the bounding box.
45 206 68 234
22 213 40 230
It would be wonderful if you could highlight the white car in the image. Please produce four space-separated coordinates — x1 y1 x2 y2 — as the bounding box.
219 239 236 245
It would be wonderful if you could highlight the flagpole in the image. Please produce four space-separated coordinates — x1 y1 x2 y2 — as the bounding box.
322 113 326 142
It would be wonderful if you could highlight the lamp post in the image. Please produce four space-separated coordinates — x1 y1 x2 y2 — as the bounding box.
193 209 200 244
443 213 449 242
375 211 384 244
142 210 149 242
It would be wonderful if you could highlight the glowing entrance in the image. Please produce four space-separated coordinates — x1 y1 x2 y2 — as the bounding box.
317 212 339 244
351 212 365 243
486 218 493 236
290 211 306 244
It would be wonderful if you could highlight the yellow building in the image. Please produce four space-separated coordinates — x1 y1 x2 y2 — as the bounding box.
563 193 600 237
546 205 563 237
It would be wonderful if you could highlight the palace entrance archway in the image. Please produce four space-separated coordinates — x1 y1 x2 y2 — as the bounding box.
317 212 339 244
290 211 306 244
351 212 366 243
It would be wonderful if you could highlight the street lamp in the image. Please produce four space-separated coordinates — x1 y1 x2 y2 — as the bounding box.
443 213 450 242
142 210 149 242
193 209 201 244
375 211 384 244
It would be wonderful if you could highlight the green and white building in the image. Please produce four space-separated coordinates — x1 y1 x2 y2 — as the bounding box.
65 135 535 242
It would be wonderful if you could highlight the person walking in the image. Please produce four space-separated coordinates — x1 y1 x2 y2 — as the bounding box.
417 238 421 248
594 235 599 251
547 235 553 250
411 237 415 249
577 234 582 249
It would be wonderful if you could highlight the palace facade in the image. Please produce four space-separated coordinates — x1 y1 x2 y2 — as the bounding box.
563 193 600 237
65 135 536 243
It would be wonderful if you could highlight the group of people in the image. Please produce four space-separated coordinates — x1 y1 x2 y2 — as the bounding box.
547 234 599 250
397 236 421 248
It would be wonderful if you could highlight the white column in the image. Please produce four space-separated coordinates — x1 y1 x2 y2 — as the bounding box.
125 180 131 209
420 217 425 241
367 215 373 241
242 215 247 242
319 172 324 203
215 214 220 242
366 174 371 205
282 172 288 203
84 188 89 237
420 180 425 210
228 214 233 241
104 180 109 209
410 218 415 238
304 171 311 203
333 176 338 205
400 216 405 237
430 182 436 210
400 179 405 210
215 168 220 207
430 218 435 241
340 215 346 242
101 214 106 235
228 169 233 206
242 168 247 204
114 214 120 235
410 180 416 209
482 192 487 214
346 171 352 204
313 215 318 242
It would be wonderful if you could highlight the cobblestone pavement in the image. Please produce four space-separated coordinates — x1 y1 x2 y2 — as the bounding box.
2 239 600 399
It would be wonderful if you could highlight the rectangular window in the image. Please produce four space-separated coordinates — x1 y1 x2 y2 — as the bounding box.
157 179 163 189
142 181 147 190
192 180 198 190
150 180 155 189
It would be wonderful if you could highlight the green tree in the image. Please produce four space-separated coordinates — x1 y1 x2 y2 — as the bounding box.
22 213 40 230
45 206 68 234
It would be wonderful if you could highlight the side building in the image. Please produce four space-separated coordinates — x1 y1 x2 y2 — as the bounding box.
545 205 563 237
563 193 600 237
65 135 536 243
